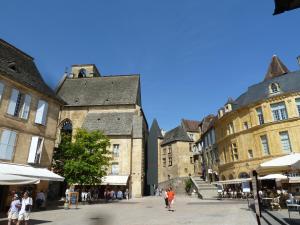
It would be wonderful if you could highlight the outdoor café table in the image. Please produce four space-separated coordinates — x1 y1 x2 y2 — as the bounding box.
262 197 273 207
286 203 300 219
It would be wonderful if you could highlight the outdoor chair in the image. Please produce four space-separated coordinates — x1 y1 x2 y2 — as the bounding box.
271 197 281 210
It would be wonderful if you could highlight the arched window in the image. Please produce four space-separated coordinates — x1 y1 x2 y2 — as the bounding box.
60 119 72 135
238 172 250 179
78 68 87 78
270 83 280 94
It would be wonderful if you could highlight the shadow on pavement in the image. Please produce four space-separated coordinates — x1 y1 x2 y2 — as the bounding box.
0 219 51 225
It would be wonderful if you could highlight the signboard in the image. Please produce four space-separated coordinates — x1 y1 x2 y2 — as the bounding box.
242 181 251 193
69 192 79 208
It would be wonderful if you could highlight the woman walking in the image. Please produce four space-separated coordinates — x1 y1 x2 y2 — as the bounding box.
167 187 175 211
7 194 21 225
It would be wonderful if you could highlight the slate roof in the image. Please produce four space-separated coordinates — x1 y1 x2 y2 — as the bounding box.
57 75 140 106
0 39 61 102
201 115 216 134
82 112 143 138
181 119 201 132
232 70 300 110
161 126 192 146
149 119 163 139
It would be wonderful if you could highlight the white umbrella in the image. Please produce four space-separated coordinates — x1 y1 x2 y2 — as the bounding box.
257 153 300 173
258 174 288 180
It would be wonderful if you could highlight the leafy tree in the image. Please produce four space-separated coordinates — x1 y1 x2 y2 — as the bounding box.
53 128 111 185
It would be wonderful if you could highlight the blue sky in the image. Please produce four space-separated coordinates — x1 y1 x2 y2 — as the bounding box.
1 1 300 130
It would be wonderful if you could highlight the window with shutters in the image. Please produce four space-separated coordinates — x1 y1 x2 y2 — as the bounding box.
27 136 44 164
168 157 172 166
111 163 119 175
0 129 17 160
7 88 31 119
35 100 48 125
271 102 288 121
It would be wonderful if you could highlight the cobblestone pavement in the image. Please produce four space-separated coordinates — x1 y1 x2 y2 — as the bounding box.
0 196 257 225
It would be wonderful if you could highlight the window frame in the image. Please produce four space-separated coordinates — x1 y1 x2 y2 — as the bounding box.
256 107 264 125
260 135 270 155
0 129 17 161
279 131 292 153
270 102 288 122
112 144 120 157
35 99 49 125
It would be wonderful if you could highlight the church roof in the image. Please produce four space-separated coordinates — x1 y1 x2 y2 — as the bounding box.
82 112 143 138
161 126 192 146
57 75 141 106
0 39 61 102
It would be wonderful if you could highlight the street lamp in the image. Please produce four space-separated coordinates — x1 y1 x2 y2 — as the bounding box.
297 56 300 67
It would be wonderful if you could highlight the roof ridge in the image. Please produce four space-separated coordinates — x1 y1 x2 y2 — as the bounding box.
0 39 33 60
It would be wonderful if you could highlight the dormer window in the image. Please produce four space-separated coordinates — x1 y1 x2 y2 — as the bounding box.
269 83 280 94
78 68 87 78
8 62 17 72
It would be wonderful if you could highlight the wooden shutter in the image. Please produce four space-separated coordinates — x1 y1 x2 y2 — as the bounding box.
28 136 39 163
42 101 48 125
0 130 16 160
35 100 48 125
7 89 19 115
20 95 31 119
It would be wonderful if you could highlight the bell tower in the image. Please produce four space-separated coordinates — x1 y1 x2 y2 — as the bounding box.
71 64 101 78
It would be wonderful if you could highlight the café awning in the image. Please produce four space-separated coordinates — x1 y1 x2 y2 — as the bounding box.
100 175 129 186
0 162 64 182
0 174 40 185
257 153 300 174
258 174 288 180
212 178 251 185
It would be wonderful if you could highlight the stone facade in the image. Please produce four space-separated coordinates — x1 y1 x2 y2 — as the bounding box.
0 39 62 211
157 120 200 183
56 64 148 198
212 56 300 180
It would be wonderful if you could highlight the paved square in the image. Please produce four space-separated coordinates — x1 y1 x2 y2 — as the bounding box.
0 197 257 225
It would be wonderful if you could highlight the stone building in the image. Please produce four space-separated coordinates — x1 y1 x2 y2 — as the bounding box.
214 55 300 180
0 39 63 212
157 119 200 183
196 115 218 182
56 64 148 197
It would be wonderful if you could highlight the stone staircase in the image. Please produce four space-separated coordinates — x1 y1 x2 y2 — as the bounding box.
191 176 218 199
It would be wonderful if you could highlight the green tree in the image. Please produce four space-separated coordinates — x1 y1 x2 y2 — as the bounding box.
53 128 111 185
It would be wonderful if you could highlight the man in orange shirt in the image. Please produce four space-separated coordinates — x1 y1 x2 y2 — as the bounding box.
167 187 175 211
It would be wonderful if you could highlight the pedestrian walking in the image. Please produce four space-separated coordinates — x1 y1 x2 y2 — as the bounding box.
35 190 45 210
7 193 21 225
163 189 168 208
167 187 175 212
17 191 33 225
125 189 129 200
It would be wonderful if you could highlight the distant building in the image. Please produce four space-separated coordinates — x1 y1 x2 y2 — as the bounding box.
0 39 63 211
197 115 218 182
56 64 148 197
157 119 200 183
146 119 163 195
215 55 300 180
